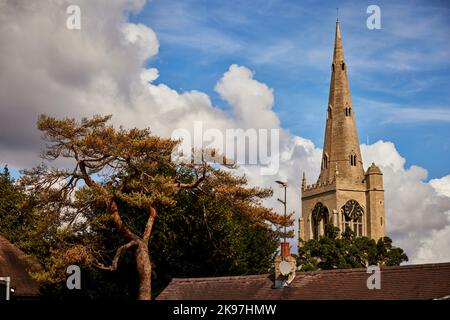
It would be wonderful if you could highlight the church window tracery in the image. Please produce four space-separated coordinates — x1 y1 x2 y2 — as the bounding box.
311 202 329 240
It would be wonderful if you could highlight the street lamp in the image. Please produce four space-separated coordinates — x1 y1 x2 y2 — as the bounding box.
275 180 288 255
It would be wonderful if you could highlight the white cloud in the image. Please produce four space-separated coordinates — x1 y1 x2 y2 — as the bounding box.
361 140 405 172
417 174 450 264
121 23 159 60
430 174 450 197
140 68 159 83
0 0 449 266
414 218 450 264
214 64 279 129
362 142 450 263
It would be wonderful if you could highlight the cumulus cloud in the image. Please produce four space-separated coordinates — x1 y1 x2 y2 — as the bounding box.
121 23 159 59
362 142 450 263
140 68 159 83
0 0 151 167
0 0 449 265
214 64 279 129
430 175 450 198
414 221 450 263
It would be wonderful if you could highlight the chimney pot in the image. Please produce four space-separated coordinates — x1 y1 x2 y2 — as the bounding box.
281 242 290 257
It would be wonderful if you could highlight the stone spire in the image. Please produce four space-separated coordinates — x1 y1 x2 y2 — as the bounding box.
319 21 364 184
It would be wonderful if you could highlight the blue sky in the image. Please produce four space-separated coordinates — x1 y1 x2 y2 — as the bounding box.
129 0 450 179
1 0 449 263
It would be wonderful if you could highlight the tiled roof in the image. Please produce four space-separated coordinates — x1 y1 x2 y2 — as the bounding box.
157 262 450 300
0 234 42 297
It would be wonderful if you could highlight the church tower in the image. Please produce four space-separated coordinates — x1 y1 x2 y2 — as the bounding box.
299 21 386 242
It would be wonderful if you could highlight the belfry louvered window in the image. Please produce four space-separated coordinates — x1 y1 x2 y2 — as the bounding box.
322 154 329 169
350 154 357 166
345 107 352 116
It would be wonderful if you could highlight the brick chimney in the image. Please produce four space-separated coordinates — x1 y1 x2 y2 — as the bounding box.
274 242 296 288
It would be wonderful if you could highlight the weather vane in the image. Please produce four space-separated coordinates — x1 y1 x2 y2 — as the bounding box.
336 7 339 22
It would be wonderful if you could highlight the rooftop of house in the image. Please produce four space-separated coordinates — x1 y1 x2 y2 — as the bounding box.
157 262 450 300
0 234 42 297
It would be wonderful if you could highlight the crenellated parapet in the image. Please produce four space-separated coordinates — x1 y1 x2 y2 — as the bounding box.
302 179 337 199
303 178 336 191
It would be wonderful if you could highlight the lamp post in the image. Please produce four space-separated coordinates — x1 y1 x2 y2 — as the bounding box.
275 180 288 252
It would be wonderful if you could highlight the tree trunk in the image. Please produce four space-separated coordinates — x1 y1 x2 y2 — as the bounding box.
108 200 156 300
135 241 152 300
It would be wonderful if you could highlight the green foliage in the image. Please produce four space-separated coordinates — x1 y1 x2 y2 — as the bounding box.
0 166 30 244
298 224 408 271
151 187 279 297
2 114 290 300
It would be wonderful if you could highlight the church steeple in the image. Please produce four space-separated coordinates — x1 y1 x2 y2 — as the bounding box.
300 20 386 245
319 21 364 184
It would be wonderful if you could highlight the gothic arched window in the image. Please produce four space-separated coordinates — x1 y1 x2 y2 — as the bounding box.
323 211 329 225
327 105 332 119
342 212 351 232
342 62 345 70
311 202 329 240
332 64 335 72
353 215 363 236
312 215 320 240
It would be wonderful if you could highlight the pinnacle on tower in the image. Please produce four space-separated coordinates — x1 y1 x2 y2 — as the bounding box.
302 172 307 190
